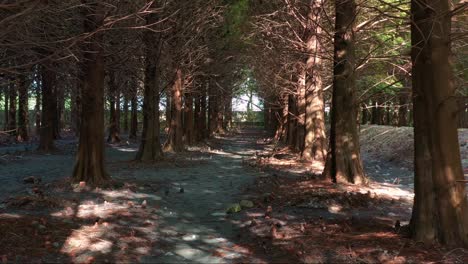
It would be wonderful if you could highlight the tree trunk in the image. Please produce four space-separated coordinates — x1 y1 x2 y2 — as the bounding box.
123 95 129 133
409 0 468 247
129 86 138 139
361 104 369 125
296 68 306 152
107 72 121 143
8 81 17 134
164 68 184 152
208 80 218 136
287 94 297 148
275 93 289 142
3 85 9 131
200 81 208 139
397 90 409 127
72 2 109 185
184 92 194 145
17 76 29 142
56 84 64 138
458 98 467 128
38 65 56 152
302 0 327 163
73 67 83 136
35 78 41 136
137 11 163 161
324 0 366 185
165 88 171 133
194 89 201 142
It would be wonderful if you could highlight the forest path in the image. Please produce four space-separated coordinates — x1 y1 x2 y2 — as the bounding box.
122 128 269 263
0 129 272 263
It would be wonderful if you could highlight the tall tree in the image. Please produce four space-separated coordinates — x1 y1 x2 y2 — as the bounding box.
302 0 327 163
409 0 468 247
72 2 109 185
7 81 17 134
38 65 56 152
136 7 163 161
164 68 184 152
324 0 366 184
17 75 29 141
107 71 121 143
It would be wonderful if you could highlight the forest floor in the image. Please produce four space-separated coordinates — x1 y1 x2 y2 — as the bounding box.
0 126 467 263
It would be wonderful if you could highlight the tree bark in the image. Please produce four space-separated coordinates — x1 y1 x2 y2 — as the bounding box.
38 65 56 152
183 92 194 145
8 81 17 134
302 0 327 163
361 103 369 125
409 0 468 247
107 71 121 143
3 85 9 131
296 68 306 152
72 2 109 185
200 81 208 139
275 93 289 142
324 0 366 185
164 68 184 152
287 93 297 148
17 76 29 142
123 95 129 133
136 11 163 161
55 83 64 138
129 86 138 139
397 90 409 127
35 77 41 136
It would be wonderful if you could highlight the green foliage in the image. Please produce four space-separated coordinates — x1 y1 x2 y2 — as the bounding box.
222 0 250 48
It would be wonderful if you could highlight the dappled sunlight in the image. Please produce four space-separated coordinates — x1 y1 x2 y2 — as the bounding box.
99 189 162 201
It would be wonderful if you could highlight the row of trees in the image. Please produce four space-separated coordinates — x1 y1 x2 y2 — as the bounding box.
247 0 468 247
0 0 240 183
1 0 467 248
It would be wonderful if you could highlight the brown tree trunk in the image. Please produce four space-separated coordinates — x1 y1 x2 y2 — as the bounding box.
8 82 17 134
224 90 233 131
361 104 369 125
137 11 163 161
287 93 297 148
397 90 409 127
208 80 218 136
165 89 171 133
116 92 121 133
302 0 327 163
129 86 138 139
72 2 109 185
296 69 306 152
3 85 9 131
123 95 129 133
409 0 468 247
74 67 83 136
275 93 289 142
17 76 29 142
458 98 467 128
371 99 382 125
184 92 194 145
200 81 208 139
35 79 41 136
71 75 81 135
107 72 121 143
55 84 64 138
164 68 184 152
324 0 366 185
38 65 56 152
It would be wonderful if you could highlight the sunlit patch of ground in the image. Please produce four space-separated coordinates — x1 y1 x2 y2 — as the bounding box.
0 182 161 263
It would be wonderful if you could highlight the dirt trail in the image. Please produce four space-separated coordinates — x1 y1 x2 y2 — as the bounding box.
0 129 270 263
